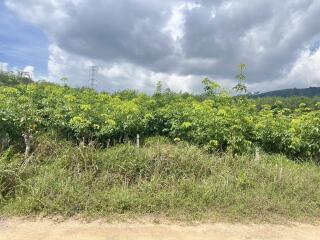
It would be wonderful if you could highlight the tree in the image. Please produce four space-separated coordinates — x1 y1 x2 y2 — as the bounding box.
233 64 247 94
155 81 163 95
60 76 68 87
202 78 220 97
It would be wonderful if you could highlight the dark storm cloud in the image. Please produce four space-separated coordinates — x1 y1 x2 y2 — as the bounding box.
5 0 320 91
180 0 320 82
55 0 180 66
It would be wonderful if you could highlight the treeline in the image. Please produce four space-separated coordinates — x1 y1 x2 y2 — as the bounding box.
0 72 33 86
253 87 320 98
1 70 320 160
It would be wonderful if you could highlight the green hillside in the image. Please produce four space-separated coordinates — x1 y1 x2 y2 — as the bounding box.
254 87 320 98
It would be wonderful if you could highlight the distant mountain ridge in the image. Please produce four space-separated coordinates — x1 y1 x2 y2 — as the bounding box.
253 87 320 98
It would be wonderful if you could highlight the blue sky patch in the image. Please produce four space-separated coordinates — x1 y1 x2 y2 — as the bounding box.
0 1 48 75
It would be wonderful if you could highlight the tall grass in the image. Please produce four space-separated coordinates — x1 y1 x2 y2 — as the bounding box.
0 136 320 222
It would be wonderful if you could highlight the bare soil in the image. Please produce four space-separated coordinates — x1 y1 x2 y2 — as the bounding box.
1 218 320 240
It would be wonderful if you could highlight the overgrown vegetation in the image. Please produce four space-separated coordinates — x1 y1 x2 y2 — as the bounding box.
0 137 319 222
1 68 320 160
0 68 320 222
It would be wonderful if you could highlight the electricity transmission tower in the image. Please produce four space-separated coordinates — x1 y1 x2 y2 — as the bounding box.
89 65 98 89
17 71 31 79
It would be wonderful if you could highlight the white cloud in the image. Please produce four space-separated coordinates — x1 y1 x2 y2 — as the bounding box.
284 48 320 88
5 0 320 93
163 2 200 42
23 65 34 79
248 48 320 93
0 62 9 72
48 44 201 92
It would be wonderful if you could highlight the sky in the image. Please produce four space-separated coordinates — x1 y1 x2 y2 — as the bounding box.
1 0 320 93
0 1 48 77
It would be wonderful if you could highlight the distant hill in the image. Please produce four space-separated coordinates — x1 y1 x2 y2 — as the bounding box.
253 87 320 98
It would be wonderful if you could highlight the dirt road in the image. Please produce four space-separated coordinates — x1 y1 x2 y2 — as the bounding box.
0 218 320 240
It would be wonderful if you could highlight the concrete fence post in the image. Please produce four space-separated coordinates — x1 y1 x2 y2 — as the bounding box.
136 134 140 148
255 147 260 162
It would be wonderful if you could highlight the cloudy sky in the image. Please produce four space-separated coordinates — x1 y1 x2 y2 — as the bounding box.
1 0 320 93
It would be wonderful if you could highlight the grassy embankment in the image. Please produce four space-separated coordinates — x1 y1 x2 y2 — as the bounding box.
0 136 320 223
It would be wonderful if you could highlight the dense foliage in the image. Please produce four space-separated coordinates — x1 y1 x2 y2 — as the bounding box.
1 72 320 222
0 72 320 160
